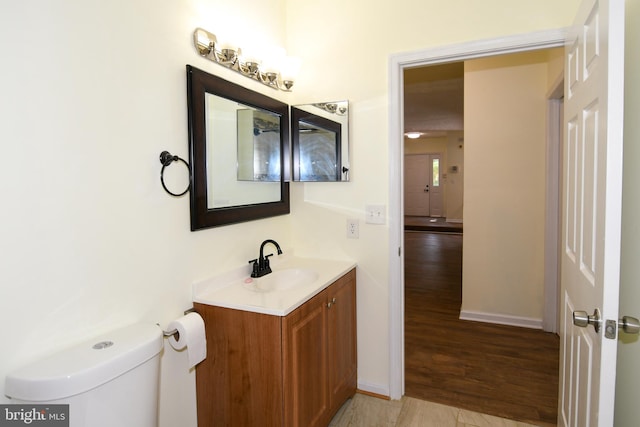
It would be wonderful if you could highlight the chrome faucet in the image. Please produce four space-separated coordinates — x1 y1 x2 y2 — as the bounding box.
248 239 283 278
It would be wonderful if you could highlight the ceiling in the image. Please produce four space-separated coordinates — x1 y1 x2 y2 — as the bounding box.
403 62 464 138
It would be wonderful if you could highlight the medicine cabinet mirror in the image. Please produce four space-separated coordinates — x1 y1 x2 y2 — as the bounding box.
187 65 290 230
291 101 350 182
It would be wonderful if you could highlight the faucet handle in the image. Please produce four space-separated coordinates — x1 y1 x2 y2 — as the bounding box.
248 258 259 277
264 253 274 268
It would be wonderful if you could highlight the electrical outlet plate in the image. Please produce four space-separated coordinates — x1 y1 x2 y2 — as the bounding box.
347 218 359 238
365 204 386 225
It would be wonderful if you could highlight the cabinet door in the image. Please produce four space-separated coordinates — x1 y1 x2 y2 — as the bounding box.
194 303 283 427
327 269 357 415
282 289 330 427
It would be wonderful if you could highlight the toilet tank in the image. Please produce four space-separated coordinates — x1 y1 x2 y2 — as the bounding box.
5 323 163 427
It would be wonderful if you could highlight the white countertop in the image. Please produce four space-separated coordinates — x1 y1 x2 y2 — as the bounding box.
193 255 357 316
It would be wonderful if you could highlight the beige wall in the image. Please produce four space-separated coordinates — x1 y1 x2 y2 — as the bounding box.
404 136 448 155
546 48 565 90
614 0 640 424
0 0 585 423
461 51 554 324
446 132 465 222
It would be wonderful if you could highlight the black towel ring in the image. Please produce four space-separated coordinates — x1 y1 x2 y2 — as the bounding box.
159 151 190 197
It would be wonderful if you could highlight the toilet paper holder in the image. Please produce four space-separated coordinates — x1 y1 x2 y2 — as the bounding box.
161 308 196 339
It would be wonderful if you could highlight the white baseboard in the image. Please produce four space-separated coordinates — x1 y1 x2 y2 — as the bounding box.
357 381 390 399
459 310 543 329
446 218 463 224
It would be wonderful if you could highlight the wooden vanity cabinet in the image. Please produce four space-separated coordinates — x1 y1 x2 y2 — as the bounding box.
194 268 356 427
326 269 358 416
282 286 329 426
282 269 357 426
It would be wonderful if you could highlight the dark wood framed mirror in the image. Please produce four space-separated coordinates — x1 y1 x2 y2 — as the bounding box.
291 102 349 182
187 65 290 230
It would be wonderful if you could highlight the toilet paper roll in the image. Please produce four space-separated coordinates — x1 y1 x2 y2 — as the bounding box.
167 312 207 368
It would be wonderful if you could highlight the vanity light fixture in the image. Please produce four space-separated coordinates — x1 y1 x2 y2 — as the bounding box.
312 102 349 116
193 28 300 91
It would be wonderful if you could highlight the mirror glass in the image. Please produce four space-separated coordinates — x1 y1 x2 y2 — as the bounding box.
187 65 289 230
292 101 350 181
207 94 281 208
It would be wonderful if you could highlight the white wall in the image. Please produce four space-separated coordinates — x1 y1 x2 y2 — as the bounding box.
461 51 554 326
0 1 585 425
0 1 291 426
614 0 640 424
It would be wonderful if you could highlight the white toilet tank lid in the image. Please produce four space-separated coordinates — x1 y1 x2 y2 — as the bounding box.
5 323 163 402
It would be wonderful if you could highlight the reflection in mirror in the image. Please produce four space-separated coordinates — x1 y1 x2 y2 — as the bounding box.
187 65 289 230
237 109 281 182
292 108 341 181
206 95 282 208
291 101 349 181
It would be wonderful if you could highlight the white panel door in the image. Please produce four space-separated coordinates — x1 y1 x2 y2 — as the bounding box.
404 154 430 216
559 0 625 426
404 154 444 217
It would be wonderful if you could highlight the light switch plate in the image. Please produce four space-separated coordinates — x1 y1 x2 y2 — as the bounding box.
365 204 386 225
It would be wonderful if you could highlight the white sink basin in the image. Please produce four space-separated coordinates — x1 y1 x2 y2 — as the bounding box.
243 268 319 292
193 255 356 316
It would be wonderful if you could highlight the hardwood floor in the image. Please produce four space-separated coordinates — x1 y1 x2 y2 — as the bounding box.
405 216 464 233
404 231 559 427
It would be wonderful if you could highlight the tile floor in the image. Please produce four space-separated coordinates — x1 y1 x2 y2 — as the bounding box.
330 393 543 427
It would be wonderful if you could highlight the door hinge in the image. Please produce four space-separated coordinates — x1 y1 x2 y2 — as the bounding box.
398 247 401 257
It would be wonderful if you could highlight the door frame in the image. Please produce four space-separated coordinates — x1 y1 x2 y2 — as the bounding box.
387 28 568 399
544 76 564 333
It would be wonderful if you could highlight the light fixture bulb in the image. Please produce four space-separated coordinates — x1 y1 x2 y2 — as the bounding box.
261 46 285 74
239 43 261 64
245 61 260 75
217 38 238 52
265 72 278 84
280 56 301 82
406 132 422 139
282 80 294 90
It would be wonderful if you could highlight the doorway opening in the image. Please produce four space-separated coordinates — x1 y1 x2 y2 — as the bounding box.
401 51 563 425
388 28 567 402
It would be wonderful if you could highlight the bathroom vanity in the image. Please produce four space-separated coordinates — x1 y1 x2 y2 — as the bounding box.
192 257 357 426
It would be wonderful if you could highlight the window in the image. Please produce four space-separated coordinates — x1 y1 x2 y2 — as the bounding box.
432 158 440 187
